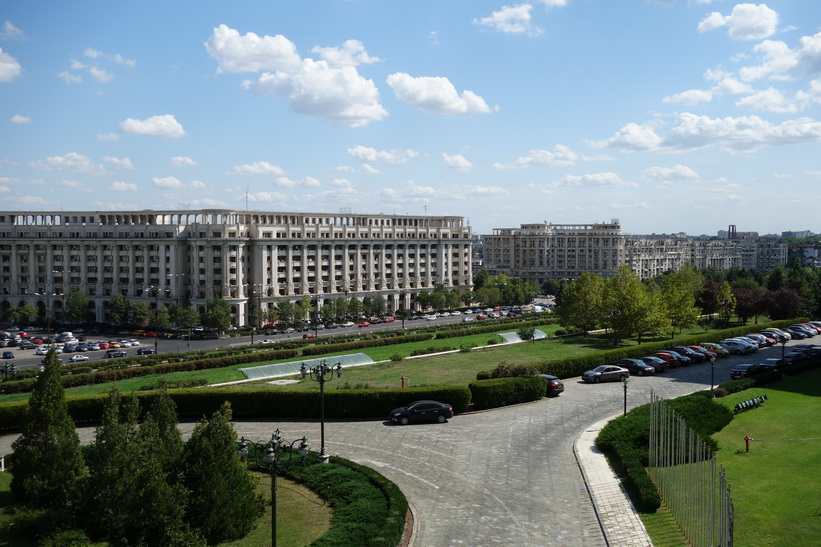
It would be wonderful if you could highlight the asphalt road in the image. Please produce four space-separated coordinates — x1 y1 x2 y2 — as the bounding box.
0 338 795 546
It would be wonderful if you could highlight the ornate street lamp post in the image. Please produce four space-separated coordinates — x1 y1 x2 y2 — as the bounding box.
300 360 343 464
238 430 309 546
622 375 629 416
709 356 716 397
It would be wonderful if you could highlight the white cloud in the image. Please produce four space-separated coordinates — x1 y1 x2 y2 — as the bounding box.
249 58 387 127
170 156 197 167
209 25 388 127
83 48 136 68
227 161 286 175
111 181 138 192
644 164 700 182
190 180 206 188
103 156 134 170
739 39 798 81
88 66 114 83
735 87 798 113
205 24 301 74
10 114 30 123
795 78 821 109
442 153 473 171
386 73 493 116
119 114 186 138
0 47 22 82
275 176 320 188
608 201 650 210
247 190 287 202
536 0 569 6
29 152 107 175
663 89 713 105
698 3 778 40
361 164 383 175
473 4 542 36
493 145 578 169
310 39 380 68
331 178 352 187
664 112 821 151
591 122 664 151
152 176 183 189
551 172 637 188
98 132 120 142
1 21 24 40
347 145 419 166
57 70 82 84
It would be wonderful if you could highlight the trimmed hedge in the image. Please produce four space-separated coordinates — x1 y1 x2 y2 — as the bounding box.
468 377 545 410
283 456 408 547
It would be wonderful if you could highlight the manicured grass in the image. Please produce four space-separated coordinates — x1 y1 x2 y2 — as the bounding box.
640 503 688 547
710 369 821 547
222 474 332 547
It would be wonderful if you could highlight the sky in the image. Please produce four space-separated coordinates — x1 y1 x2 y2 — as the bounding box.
1 1 821 238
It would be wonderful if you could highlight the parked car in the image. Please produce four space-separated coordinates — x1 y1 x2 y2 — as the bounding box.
18 340 35 350
761 328 790 342
745 334 772 347
68 354 89 362
136 347 155 355
358 322 371 327
720 339 755 355
640 356 669 372
791 344 821 357
783 327 808 339
668 346 705 363
687 346 717 360
662 350 692 366
758 358 784 372
729 363 764 379
537 374 565 397
389 400 454 425
582 365 629 383
782 351 808 366
654 352 680 368
614 358 656 376
2 351 13 359
202 332 219 340
105 349 127 358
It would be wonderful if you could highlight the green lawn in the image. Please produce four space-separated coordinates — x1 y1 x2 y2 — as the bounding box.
710 369 821 546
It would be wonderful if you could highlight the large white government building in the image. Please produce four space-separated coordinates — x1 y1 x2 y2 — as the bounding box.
482 221 788 282
0 209 473 326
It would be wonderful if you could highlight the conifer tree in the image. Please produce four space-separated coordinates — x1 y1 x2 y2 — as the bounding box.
10 348 86 516
182 402 261 544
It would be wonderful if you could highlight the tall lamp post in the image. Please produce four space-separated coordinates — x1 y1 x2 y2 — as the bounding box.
238 430 310 547
145 285 160 355
621 375 629 416
709 356 716 397
780 338 788 361
300 360 343 464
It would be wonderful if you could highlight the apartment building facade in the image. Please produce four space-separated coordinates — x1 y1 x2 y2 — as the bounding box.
0 209 472 326
483 221 787 283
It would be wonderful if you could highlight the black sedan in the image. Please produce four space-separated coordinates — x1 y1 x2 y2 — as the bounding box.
390 400 453 425
729 364 764 379
614 358 656 376
538 374 565 397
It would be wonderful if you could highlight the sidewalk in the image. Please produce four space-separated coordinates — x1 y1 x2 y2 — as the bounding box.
574 415 653 547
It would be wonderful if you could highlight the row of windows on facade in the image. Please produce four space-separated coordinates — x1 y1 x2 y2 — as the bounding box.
2 230 470 240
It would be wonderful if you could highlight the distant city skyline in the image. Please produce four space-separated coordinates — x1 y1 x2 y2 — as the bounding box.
2 1 821 236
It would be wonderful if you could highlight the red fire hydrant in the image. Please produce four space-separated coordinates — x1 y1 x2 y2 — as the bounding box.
745 435 751 453
401 376 408 388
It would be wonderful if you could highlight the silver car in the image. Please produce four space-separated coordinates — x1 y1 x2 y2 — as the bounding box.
582 365 629 384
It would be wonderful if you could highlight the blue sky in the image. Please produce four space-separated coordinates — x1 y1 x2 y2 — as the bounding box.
1 1 820 237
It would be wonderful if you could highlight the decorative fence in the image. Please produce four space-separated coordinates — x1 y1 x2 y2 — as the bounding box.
648 391 733 546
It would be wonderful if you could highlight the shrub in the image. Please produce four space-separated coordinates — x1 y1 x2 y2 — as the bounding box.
468 377 543 410
389 353 403 362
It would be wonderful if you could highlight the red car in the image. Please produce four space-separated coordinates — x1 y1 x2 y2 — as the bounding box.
654 352 679 368
384 317 396 323
358 322 370 327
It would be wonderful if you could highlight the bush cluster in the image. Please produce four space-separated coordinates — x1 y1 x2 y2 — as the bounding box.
468 376 544 410
595 392 733 512
285 457 408 546
409 345 456 356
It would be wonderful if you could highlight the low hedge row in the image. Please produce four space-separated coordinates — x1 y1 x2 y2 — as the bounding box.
468 376 545 410
302 333 434 356
284 456 408 546
0 376 553 431
433 317 557 339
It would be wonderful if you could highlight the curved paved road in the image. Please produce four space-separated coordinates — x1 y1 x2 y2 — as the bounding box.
0 343 790 546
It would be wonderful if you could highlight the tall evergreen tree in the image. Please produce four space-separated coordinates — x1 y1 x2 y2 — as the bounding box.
182 402 261 544
10 349 87 515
